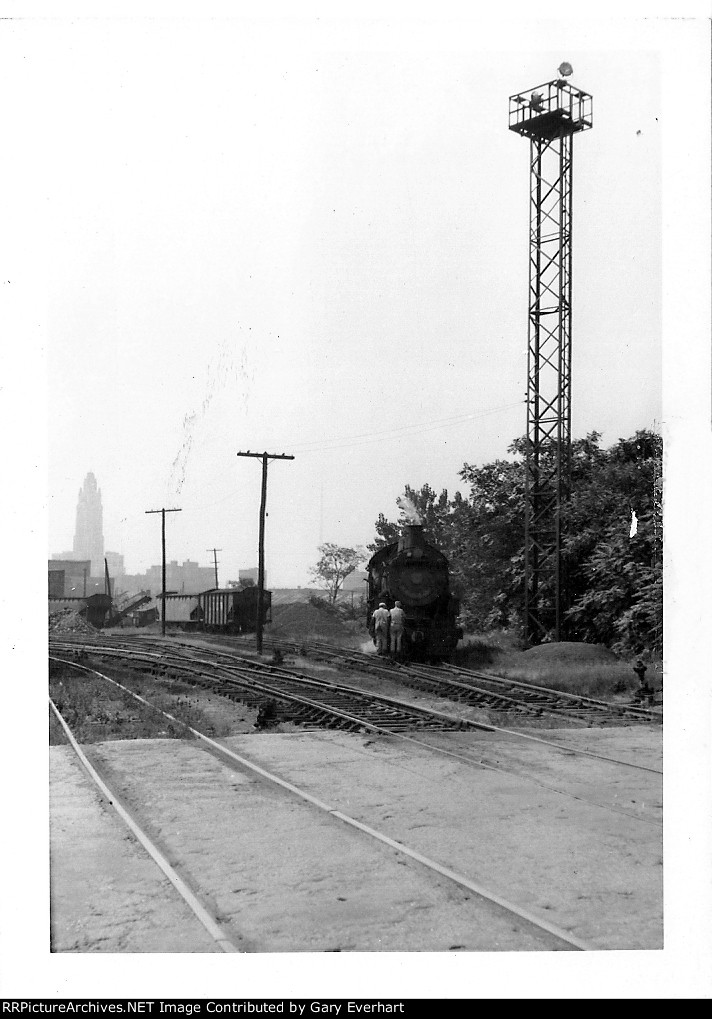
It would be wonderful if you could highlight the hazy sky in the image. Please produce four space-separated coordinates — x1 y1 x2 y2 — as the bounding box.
3 11 699 593
15 17 670 587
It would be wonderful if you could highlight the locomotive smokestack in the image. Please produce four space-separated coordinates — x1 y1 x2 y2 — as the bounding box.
398 523 426 552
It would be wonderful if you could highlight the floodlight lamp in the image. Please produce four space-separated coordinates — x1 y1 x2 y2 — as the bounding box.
558 61 573 78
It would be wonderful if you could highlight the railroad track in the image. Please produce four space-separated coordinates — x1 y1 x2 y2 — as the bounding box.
50 633 663 787
48 636 663 952
49 657 600 952
164 631 662 727
399 659 662 725
49 636 486 736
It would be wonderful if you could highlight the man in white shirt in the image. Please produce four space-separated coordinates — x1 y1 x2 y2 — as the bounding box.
389 600 406 657
372 602 390 655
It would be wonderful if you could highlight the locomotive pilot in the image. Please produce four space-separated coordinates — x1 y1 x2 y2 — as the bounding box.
372 602 390 655
389 601 406 657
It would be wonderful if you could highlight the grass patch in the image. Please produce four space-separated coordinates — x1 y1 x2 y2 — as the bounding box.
50 667 173 744
48 659 238 744
489 658 642 700
456 631 661 701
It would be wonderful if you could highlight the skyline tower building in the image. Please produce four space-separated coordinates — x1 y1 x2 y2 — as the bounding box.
72 471 105 577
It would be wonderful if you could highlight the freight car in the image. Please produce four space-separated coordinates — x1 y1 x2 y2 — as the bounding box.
366 524 462 660
198 586 271 633
160 587 271 633
160 593 201 629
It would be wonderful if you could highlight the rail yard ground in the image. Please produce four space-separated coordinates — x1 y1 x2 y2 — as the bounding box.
47 606 664 961
50 724 662 954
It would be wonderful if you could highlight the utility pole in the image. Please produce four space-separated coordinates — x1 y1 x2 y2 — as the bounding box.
207 548 222 589
145 507 182 637
236 451 295 653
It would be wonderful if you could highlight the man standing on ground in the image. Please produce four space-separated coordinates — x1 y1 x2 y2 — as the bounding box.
389 600 406 657
372 601 390 655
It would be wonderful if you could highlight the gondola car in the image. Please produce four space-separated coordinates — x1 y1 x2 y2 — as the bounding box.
366 523 462 660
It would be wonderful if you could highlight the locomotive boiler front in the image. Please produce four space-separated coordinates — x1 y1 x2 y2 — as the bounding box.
366 523 461 659
387 524 448 606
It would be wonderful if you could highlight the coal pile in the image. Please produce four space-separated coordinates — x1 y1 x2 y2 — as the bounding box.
49 609 98 635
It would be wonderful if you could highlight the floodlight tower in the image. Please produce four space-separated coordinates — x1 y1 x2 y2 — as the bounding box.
508 64 593 644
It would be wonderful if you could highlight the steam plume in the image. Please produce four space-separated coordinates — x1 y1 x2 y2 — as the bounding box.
396 495 423 524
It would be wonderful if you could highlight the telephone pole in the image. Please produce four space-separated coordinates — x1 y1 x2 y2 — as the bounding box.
207 547 222 589
236 451 295 653
145 507 182 637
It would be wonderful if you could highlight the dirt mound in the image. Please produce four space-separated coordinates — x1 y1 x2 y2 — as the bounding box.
268 601 364 644
49 609 98 635
519 641 618 664
270 589 320 606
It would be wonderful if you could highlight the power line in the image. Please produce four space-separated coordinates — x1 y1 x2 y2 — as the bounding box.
153 400 524 518
288 399 525 454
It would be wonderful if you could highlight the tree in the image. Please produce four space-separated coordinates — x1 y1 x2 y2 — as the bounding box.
309 544 365 605
454 430 663 647
369 484 453 552
456 448 528 629
562 430 662 654
369 429 663 655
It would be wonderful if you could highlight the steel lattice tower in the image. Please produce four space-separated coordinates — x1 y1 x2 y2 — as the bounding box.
509 74 592 643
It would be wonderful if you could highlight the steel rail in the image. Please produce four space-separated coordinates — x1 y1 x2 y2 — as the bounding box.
49 696 240 953
51 649 661 826
215 632 661 724
50 640 489 734
167 636 599 725
185 641 664 774
50 636 663 773
50 656 595 952
439 662 662 719
149 639 664 774
56 629 657 721
151 644 668 786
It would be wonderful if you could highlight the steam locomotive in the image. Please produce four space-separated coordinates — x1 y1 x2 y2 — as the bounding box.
365 524 462 660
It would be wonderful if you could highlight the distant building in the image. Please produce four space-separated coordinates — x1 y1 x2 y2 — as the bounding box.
120 559 216 597
47 559 112 598
72 472 105 576
48 559 91 597
48 569 64 599
50 472 125 595
104 551 125 578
